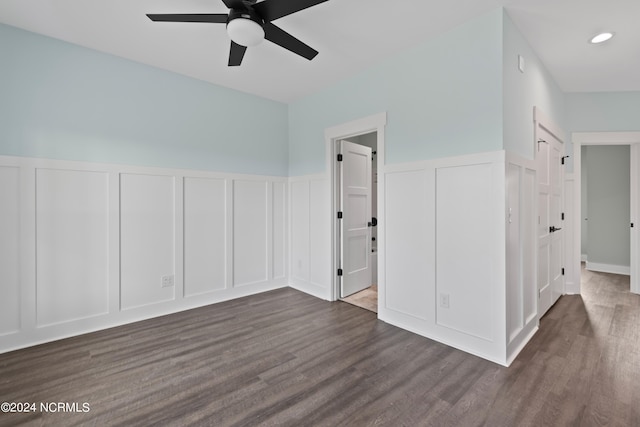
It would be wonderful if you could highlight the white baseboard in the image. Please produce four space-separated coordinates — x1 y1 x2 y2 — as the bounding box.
289 279 330 301
586 261 630 276
506 324 539 367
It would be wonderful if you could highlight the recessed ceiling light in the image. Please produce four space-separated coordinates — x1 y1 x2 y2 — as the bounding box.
589 32 615 44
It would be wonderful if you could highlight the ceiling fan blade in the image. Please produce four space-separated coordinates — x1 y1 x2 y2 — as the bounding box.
221 0 245 9
147 14 228 23
253 0 328 22
228 41 247 66
263 22 318 60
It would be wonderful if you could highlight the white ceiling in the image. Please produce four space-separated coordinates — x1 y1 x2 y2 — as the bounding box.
1 0 638 103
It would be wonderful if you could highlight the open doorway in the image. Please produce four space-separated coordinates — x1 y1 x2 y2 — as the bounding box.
580 145 630 275
572 132 640 295
324 112 387 313
336 133 378 312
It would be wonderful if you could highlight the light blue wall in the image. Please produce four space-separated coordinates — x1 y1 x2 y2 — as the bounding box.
502 11 565 160
566 92 640 172
566 91 640 132
6 14 637 179
288 9 504 176
585 145 630 267
0 24 289 176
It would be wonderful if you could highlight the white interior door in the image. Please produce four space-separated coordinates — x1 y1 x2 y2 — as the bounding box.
339 140 372 298
537 127 565 317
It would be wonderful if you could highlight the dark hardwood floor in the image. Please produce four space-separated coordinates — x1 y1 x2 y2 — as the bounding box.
1 266 639 426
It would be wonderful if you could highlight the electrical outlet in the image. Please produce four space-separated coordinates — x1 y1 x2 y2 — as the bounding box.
439 293 450 309
161 275 174 288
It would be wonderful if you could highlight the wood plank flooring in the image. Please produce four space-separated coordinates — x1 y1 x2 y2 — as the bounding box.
1 265 639 426
341 285 378 313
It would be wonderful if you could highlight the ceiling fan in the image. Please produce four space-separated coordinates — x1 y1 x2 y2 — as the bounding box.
147 0 329 66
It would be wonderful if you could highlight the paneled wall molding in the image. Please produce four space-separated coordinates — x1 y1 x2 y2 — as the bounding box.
379 150 509 365
505 152 538 363
5 148 540 366
288 174 331 300
0 155 287 354
287 149 540 366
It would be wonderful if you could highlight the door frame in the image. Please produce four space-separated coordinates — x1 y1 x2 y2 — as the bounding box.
324 112 387 302
572 131 640 295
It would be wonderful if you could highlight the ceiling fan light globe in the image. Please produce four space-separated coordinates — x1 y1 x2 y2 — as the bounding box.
227 17 264 47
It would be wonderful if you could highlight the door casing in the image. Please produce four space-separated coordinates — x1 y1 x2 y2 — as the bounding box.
324 113 387 303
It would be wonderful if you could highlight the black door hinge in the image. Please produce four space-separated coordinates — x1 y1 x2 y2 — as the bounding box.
337 269 343 276
561 268 565 276
337 211 343 219
337 154 343 162
561 155 570 165
632 223 635 228
561 212 565 220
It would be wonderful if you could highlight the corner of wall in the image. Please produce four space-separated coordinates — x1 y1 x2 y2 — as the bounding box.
501 10 567 160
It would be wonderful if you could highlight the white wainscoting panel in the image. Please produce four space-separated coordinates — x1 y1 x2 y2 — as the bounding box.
309 178 330 289
522 168 537 324
379 151 509 366
272 181 287 280
120 173 176 310
384 169 432 320
0 156 288 355
506 163 523 340
289 175 330 300
233 180 268 287
436 163 495 341
183 177 227 297
505 153 538 364
0 166 20 335
36 169 110 326
290 180 310 283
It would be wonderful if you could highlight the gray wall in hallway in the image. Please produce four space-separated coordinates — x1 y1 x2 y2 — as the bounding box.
585 145 630 267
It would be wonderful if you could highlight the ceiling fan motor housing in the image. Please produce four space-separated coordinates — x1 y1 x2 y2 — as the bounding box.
227 8 263 26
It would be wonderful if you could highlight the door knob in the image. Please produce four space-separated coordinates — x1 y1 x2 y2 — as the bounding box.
549 226 562 233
